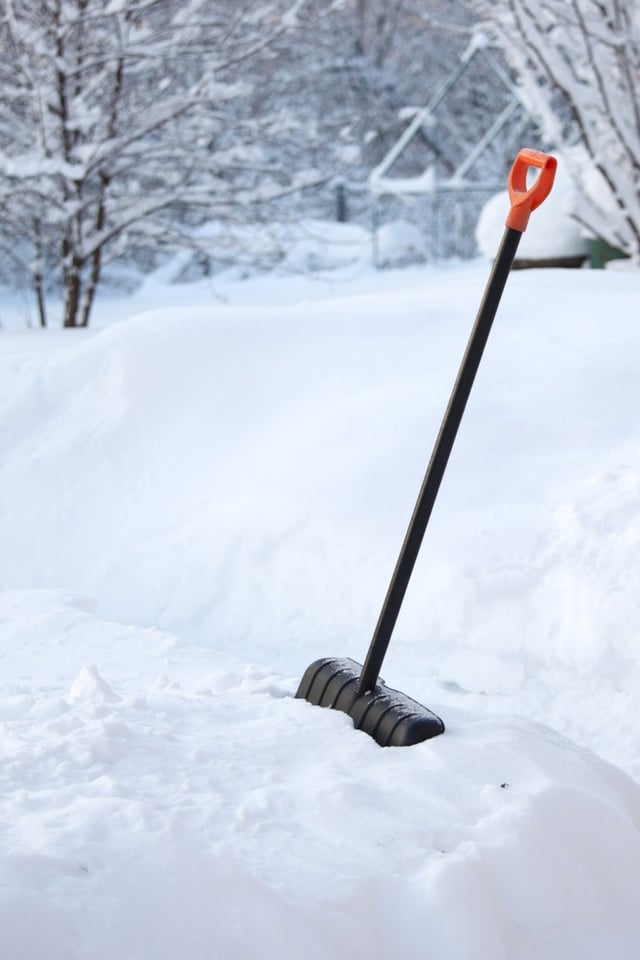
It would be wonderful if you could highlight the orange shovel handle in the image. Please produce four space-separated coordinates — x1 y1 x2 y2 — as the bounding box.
506 148 557 232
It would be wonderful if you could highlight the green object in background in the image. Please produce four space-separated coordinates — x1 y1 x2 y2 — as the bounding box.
589 237 629 269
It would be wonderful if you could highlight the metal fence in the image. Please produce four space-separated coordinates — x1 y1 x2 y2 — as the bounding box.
370 184 501 262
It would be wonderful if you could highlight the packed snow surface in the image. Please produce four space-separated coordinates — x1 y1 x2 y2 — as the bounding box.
2 251 640 958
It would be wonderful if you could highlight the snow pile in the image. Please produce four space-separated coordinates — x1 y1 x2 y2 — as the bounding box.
374 219 427 267
277 217 428 272
278 219 370 272
476 164 590 261
149 218 429 284
2 259 640 956
2 592 640 960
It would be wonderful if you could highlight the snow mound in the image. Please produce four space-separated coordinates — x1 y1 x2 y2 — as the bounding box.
1 589 640 960
278 219 370 272
476 164 590 261
69 664 121 704
375 219 427 267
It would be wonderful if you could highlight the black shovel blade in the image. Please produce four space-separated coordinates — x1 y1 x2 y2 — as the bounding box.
296 657 445 747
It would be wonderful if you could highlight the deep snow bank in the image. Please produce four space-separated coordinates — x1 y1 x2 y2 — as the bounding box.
2 267 640 771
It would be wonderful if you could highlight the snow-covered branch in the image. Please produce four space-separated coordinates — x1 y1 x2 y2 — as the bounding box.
472 0 640 258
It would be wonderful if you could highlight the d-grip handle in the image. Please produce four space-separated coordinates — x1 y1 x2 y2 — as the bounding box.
506 149 557 232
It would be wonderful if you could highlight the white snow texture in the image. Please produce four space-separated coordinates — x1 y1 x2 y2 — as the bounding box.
1 242 640 958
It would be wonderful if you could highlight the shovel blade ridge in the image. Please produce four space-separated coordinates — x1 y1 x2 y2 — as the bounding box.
296 657 444 747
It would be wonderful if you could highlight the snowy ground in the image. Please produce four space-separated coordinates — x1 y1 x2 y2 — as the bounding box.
2 234 640 958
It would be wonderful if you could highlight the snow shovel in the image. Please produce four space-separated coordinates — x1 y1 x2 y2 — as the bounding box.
297 149 557 746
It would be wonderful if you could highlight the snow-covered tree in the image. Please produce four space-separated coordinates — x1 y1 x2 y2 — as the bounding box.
256 1 474 179
0 0 315 327
0 0 519 323
472 0 640 260
240 0 483 235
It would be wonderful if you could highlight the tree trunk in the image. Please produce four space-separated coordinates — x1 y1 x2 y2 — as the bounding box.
63 261 82 328
79 248 101 328
33 219 47 327
34 271 47 328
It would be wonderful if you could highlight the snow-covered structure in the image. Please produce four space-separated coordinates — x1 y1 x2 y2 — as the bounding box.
369 34 545 262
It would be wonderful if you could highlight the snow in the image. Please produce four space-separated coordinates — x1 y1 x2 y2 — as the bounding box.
476 164 590 260
374 219 427 267
278 219 370 271
475 0 640 260
462 29 492 62
369 167 436 196
2 242 640 957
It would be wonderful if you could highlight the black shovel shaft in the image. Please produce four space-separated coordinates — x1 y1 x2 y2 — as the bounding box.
357 226 522 694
